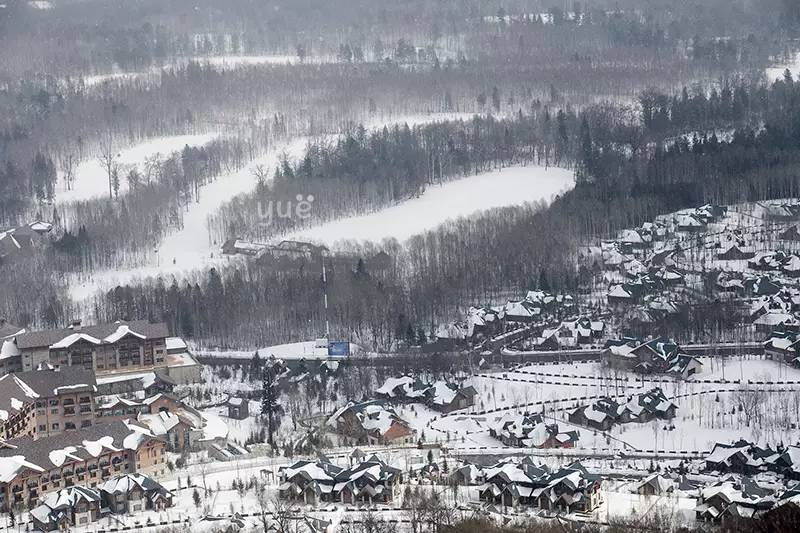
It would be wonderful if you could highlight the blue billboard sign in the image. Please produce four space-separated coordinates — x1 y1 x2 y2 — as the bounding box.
328 341 350 357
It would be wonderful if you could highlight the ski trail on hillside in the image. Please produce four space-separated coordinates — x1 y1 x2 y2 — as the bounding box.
67 112 483 303
285 165 575 246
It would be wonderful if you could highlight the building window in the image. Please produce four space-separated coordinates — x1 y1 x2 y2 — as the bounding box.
81 420 92 428
65 422 76 430
51 423 59 430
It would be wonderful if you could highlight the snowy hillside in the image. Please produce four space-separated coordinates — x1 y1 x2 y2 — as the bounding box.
286 165 574 245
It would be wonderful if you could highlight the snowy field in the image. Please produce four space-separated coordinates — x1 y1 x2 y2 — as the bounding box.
606 389 800 454
68 137 311 301
766 51 800 81
286 165 575 245
195 340 362 361
67 113 484 302
57 133 219 202
410 356 800 454
81 55 342 87
513 356 800 385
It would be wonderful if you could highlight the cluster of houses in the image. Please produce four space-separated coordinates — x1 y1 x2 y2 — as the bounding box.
489 413 579 448
583 204 728 271
278 455 401 505
688 439 800 522
374 376 477 413
622 445 800 525
568 388 677 431
433 290 580 349
704 440 800 480
603 337 703 378
29 474 172 531
693 475 800 524
523 316 606 351
460 458 602 513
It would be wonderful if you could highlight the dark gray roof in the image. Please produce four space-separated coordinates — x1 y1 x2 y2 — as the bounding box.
0 374 37 415
16 366 97 397
15 320 169 350
0 322 23 339
0 367 97 418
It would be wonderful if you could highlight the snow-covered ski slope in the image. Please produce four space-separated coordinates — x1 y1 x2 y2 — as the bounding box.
286 165 574 245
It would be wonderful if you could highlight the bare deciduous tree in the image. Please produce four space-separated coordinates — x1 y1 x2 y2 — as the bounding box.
98 133 120 199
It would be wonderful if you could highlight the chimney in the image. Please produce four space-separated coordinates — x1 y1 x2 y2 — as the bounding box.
70 319 82 331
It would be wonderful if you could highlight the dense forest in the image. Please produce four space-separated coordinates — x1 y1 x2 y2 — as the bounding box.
1 0 800 348
75 74 800 350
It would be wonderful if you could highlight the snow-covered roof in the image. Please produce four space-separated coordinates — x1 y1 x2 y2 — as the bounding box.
608 285 633 298
49 332 102 349
0 421 160 482
103 325 146 343
165 336 188 351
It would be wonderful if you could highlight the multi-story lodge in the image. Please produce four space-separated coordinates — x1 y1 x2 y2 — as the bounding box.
0 420 166 511
1 320 169 374
0 366 97 440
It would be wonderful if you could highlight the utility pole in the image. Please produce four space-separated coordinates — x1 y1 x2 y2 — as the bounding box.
322 253 329 339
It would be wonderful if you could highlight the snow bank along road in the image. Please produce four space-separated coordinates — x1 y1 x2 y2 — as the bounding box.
286 164 575 245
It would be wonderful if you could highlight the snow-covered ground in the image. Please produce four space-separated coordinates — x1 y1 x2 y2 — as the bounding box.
196 340 362 361
57 133 219 203
414 356 800 454
67 113 483 302
286 165 574 245
766 51 800 82
80 55 342 87
68 137 310 301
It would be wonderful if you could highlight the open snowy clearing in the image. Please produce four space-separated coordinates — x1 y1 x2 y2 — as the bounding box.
766 51 800 81
285 165 575 245
515 356 800 384
68 137 311 301
57 133 219 203
81 55 342 87
67 113 485 302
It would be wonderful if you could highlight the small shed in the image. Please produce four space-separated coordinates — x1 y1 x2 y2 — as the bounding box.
227 397 249 420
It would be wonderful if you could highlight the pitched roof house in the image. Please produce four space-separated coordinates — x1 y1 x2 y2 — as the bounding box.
100 473 173 513
278 456 401 504
479 459 602 512
704 440 780 475
30 486 102 531
490 413 579 448
327 401 415 445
